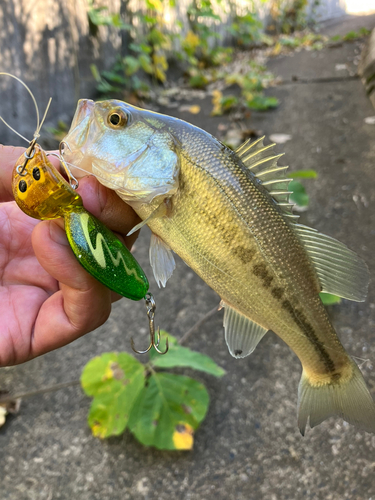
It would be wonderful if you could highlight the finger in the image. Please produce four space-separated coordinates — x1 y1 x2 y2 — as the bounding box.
76 175 142 248
30 219 112 357
0 145 25 201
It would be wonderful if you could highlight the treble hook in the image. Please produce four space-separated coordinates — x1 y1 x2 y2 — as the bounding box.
131 293 169 355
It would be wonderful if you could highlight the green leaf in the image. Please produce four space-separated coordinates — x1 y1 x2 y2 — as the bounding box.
359 27 370 36
189 73 209 88
220 95 238 112
81 353 145 438
143 14 158 25
123 56 140 76
320 292 342 305
138 53 153 74
149 333 225 377
90 64 101 82
101 70 126 84
148 27 166 46
246 95 279 110
343 29 369 41
289 180 309 207
128 373 209 450
291 170 318 179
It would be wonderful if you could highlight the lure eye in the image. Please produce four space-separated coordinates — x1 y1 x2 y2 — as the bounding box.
33 167 41 180
19 180 27 193
107 110 128 128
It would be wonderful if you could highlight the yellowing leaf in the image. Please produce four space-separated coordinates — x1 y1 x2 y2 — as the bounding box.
153 53 168 70
146 0 163 12
211 89 223 116
272 42 282 55
173 423 194 450
179 105 201 114
103 364 114 381
153 53 168 82
92 421 107 439
189 105 201 114
184 31 200 50
81 353 145 438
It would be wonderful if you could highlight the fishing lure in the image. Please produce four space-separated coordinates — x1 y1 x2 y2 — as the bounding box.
1 73 167 354
12 145 149 301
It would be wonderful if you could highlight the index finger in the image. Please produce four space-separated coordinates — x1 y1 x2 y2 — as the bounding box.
0 145 25 202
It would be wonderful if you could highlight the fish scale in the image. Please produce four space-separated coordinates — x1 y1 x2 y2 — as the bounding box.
63 99 375 434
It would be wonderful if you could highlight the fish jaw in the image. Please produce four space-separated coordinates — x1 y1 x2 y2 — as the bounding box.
62 99 180 205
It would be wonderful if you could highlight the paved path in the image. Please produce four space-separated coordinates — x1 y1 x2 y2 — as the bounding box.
1 14 375 500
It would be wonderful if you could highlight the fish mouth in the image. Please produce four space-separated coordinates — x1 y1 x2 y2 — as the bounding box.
70 99 95 129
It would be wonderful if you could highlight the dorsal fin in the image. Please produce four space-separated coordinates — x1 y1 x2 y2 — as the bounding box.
235 137 298 218
293 224 369 302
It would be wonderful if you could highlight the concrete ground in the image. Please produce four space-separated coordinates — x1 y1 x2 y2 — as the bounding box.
1 14 375 500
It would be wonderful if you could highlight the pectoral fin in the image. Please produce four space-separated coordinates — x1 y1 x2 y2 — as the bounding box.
222 302 268 358
294 224 369 302
127 202 168 236
149 233 176 287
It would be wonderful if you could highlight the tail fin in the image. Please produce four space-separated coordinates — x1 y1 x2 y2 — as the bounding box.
298 361 375 435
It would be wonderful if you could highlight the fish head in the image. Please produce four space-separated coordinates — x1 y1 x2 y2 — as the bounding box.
61 99 180 206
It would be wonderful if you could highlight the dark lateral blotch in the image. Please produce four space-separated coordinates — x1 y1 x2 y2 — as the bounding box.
271 287 284 300
234 246 255 264
253 263 273 288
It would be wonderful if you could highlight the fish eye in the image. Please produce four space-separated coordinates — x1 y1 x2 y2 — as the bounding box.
19 180 27 193
107 110 128 128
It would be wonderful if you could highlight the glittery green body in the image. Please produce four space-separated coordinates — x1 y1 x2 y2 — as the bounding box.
65 207 149 300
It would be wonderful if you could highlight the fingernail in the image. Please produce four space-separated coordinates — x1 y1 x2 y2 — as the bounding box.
49 221 69 246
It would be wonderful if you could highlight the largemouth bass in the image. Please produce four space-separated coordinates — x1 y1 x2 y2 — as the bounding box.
62 99 375 434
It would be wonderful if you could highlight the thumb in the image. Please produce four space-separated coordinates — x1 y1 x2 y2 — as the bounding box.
76 175 142 249
30 219 112 357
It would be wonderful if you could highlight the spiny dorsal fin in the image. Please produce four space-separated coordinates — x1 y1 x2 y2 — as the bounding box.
235 136 297 218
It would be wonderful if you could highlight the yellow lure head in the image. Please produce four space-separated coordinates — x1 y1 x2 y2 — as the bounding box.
12 145 82 220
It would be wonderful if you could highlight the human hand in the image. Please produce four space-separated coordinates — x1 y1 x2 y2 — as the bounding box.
0 145 141 366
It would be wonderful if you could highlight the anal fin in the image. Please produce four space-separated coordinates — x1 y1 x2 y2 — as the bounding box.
222 302 268 359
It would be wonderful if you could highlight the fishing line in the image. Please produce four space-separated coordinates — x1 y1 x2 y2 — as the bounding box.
0 72 51 143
